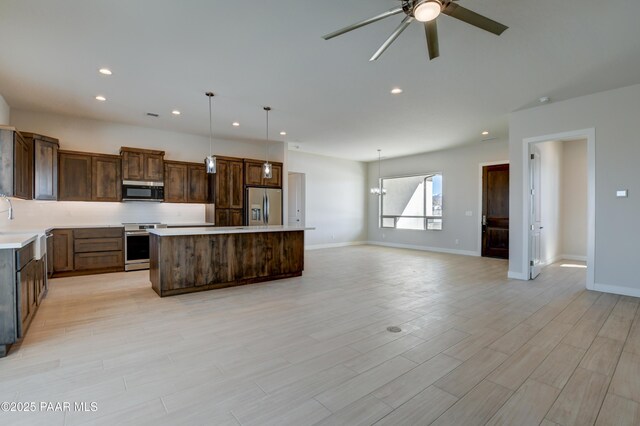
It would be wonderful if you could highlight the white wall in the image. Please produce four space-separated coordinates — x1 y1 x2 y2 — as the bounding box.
1 109 284 231
0 94 9 125
561 139 587 259
509 84 640 296
536 140 563 265
287 150 367 248
367 138 508 255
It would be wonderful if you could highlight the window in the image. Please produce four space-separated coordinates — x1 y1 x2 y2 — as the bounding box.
380 173 442 230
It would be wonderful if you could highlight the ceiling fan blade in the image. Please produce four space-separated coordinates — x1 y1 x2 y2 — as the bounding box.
424 20 440 60
442 3 508 35
369 15 414 61
322 7 404 40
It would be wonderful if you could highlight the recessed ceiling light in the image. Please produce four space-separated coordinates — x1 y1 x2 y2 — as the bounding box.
280 131 287 136
232 122 240 127
481 131 489 135
539 96 550 103
390 88 403 94
98 68 112 75
95 95 106 101
171 110 181 115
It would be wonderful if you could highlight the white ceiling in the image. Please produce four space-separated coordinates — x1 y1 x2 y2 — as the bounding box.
1 0 639 161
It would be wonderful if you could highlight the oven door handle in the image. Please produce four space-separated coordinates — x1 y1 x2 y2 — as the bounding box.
125 231 149 236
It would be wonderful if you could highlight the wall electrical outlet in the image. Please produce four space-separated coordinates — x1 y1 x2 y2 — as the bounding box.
465 211 473 216
455 239 459 245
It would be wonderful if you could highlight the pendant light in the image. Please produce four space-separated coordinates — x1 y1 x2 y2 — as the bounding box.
370 149 386 195
204 92 216 174
263 106 272 179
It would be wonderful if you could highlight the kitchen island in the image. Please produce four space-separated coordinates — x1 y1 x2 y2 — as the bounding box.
148 226 311 297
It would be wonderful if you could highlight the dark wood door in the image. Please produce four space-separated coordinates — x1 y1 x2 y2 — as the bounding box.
244 161 263 186
145 153 164 181
164 162 188 203
58 152 92 201
92 155 121 201
122 150 145 181
215 209 230 226
13 132 32 199
229 160 244 208
33 138 59 200
52 229 74 272
264 164 282 188
482 164 510 259
215 160 230 209
230 209 244 226
188 164 208 203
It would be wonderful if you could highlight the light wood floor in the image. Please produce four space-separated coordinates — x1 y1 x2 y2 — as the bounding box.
2 246 639 425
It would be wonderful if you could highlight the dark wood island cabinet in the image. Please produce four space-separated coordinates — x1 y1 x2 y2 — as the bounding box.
149 226 307 297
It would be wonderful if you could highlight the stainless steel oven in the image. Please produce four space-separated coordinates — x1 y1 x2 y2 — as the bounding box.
124 223 167 271
122 181 164 202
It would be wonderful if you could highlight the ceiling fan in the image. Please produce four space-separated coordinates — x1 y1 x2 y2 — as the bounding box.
322 0 508 61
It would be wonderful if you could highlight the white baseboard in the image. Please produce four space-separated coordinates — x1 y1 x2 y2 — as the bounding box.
365 241 479 257
305 241 366 250
508 271 529 280
560 254 588 262
593 283 640 298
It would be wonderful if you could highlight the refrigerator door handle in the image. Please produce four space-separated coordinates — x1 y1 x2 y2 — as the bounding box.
262 193 267 225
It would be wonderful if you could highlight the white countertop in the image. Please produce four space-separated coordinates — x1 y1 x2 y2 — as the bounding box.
149 225 314 236
0 233 38 249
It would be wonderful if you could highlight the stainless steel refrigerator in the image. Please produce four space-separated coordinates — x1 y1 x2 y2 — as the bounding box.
245 187 282 226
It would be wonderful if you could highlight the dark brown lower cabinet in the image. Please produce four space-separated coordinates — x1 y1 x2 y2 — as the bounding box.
150 230 304 297
1 241 46 357
215 208 244 226
51 227 124 277
52 229 74 272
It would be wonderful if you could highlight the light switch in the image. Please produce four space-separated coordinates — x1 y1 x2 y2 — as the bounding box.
616 190 628 198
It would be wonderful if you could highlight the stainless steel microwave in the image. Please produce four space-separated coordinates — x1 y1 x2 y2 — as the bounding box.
122 181 164 201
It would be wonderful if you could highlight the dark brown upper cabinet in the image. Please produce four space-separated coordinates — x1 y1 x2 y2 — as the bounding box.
23 133 59 200
164 161 188 203
244 159 282 188
59 150 121 202
120 147 165 182
0 128 32 199
188 163 208 203
58 151 92 201
91 155 121 202
163 161 208 204
212 158 244 226
215 158 244 209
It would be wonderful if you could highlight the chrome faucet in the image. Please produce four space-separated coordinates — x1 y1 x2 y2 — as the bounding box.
0 194 13 220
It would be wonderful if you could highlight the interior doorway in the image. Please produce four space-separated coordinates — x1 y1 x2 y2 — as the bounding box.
481 163 510 259
287 172 306 226
528 138 588 279
522 128 595 289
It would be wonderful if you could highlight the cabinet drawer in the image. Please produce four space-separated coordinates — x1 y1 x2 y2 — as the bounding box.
74 238 123 253
16 242 35 270
74 251 123 271
74 227 123 239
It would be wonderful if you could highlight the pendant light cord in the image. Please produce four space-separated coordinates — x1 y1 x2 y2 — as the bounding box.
264 106 271 163
378 149 382 183
208 94 213 157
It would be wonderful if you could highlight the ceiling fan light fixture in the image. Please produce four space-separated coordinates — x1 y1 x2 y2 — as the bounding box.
413 0 442 22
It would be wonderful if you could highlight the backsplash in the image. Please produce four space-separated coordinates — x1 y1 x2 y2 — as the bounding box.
0 198 206 231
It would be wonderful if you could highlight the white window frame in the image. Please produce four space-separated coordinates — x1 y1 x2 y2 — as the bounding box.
379 172 443 231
